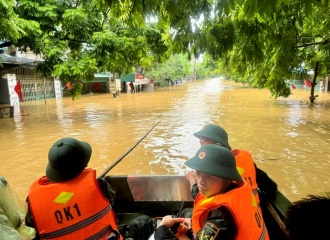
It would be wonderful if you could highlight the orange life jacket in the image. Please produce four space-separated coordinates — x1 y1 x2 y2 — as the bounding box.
28 169 122 240
233 149 260 206
192 181 269 240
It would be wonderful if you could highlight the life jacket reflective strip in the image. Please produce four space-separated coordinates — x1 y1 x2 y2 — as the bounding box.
39 204 113 239
28 169 122 240
233 149 260 206
192 181 269 240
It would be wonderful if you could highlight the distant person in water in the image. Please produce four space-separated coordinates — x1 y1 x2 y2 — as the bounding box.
25 137 121 240
186 124 278 204
285 193 330 240
129 82 135 92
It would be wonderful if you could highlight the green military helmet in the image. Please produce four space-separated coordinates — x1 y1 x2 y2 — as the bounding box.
185 144 242 181
46 137 92 182
193 124 231 150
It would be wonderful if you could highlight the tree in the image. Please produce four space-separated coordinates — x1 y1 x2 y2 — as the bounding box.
110 0 330 99
4 0 330 100
193 0 330 99
0 0 40 60
186 1 330 99
5 0 168 99
144 53 193 86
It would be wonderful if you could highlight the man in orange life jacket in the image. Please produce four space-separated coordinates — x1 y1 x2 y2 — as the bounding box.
154 144 269 240
186 124 278 203
25 137 121 240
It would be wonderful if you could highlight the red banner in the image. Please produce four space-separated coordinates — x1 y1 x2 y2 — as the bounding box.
65 82 72 90
304 79 312 88
14 80 24 102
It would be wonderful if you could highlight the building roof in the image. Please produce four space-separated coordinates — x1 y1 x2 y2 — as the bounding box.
0 54 40 63
0 54 42 69
120 73 135 82
82 73 111 83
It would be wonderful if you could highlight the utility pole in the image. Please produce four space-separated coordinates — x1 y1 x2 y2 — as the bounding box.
309 61 319 103
43 76 47 104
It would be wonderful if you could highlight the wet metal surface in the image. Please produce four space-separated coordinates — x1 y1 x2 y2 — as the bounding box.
127 175 193 201
0 78 329 202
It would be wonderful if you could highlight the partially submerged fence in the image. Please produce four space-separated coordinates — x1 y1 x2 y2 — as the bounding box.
0 67 55 102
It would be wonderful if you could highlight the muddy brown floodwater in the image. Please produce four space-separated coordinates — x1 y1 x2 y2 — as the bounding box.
0 78 329 203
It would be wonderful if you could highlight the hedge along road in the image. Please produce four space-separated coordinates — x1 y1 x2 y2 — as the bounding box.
0 77 329 202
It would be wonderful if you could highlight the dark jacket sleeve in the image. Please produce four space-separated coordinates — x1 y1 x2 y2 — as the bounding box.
154 206 237 240
97 178 116 206
196 206 237 240
25 197 39 240
154 225 178 240
255 163 278 200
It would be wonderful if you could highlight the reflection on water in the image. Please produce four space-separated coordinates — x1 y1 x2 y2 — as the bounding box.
0 78 329 202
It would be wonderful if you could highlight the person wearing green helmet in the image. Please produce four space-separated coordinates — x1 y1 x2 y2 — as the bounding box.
186 124 278 203
25 137 155 240
154 144 269 240
25 137 122 240
193 124 232 150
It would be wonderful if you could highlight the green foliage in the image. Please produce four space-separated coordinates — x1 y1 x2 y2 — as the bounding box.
144 54 193 86
130 0 330 98
145 25 168 61
1 0 169 99
68 83 83 100
188 0 330 98
0 0 40 43
52 54 98 100
3 0 330 100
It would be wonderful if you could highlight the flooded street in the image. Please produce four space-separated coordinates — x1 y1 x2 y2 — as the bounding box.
0 77 329 203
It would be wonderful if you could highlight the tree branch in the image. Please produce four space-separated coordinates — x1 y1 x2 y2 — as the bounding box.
59 36 86 43
296 40 330 48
